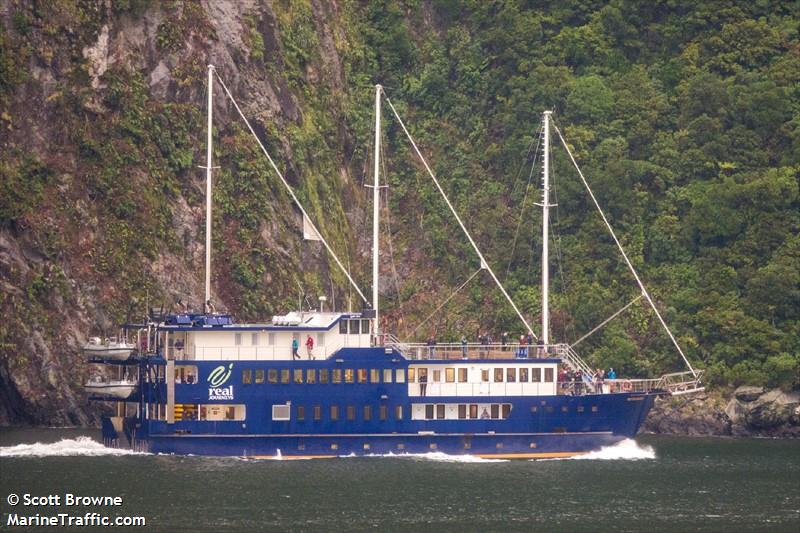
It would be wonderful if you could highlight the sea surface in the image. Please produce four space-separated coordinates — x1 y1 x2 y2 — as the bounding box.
0 429 798 532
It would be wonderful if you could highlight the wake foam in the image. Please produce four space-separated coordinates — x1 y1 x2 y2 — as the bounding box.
565 438 655 461
358 451 508 463
0 437 147 457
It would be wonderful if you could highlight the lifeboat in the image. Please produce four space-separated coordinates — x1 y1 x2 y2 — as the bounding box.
84 376 138 399
82 337 136 361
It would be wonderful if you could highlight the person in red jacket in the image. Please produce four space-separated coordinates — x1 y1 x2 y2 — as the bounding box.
305 335 314 359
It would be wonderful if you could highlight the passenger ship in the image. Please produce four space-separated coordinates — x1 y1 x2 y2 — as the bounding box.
87 66 702 458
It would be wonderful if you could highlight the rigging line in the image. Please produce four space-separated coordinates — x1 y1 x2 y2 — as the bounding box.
552 122 697 378
505 124 544 281
214 71 367 303
383 94 537 339
408 267 484 339
571 294 643 347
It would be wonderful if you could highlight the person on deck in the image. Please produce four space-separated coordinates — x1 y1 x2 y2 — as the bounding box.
501 331 509 351
461 336 468 359
306 335 314 359
419 370 428 396
291 337 299 360
519 335 528 358
427 336 436 358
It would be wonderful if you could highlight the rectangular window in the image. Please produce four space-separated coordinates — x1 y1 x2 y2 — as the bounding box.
370 368 381 383
251 333 259 346
255 369 265 384
268 369 278 384
297 405 305 421
436 404 445 419
235 333 242 346
502 404 511 418
507 368 517 382
319 369 329 384
519 368 529 382
491 404 500 419
458 368 468 382
306 369 316 384
432 369 441 382
481 369 489 382
425 404 434 419
293 369 304 384
268 332 275 345
395 405 403 420
545 368 554 382
197 404 246 421
531 406 538 413
272 404 290 421
339 320 347 334
357 369 368 383
379 405 388 421
347 405 355 421
458 404 467 419
332 369 342 384
313 405 321 421
469 404 478 419
330 405 339 421
532 368 542 382
345 369 355 383
577 406 585 413
318 332 325 346
383 369 393 383
396 369 405 383
363 405 372 421
361 319 371 334
494 368 504 382
418 368 428 383
591 406 598 413
561 406 569 413
349 319 360 334
281 369 290 384
242 369 252 384
445 368 455 383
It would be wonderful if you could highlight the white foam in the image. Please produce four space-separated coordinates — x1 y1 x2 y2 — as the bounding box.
358 451 508 463
565 438 655 461
0 437 148 457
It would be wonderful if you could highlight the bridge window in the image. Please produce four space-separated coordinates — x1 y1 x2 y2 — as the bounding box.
320 369 329 384
445 368 455 383
345 369 355 383
251 333 259 346
532 368 542 382
494 368 504 382
272 404 290 421
436 404 445 419
294 369 303 384
313 405 321 421
396 369 405 383
297 405 305 421
357 369 368 383
507 368 516 382
545 368 554 382
268 369 278 384
370 369 380 383
458 404 467 419
330 405 339 421
347 406 356 421
255 369 265 384
458 368 467 382
425 404 434 419
339 320 347 334
361 319 370 334
242 369 252 385
332 369 342 384
383 369 393 383
349 319 360 334
281 369 290 384
519 368 529 382
364 405 372 421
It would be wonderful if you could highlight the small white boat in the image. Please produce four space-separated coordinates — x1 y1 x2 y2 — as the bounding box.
85 377 137 399
83 337 136 360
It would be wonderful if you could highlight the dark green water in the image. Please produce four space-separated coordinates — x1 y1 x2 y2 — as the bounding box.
1 429 798 532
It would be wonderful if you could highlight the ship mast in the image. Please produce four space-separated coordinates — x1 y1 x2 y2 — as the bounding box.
540 110 552 344
372 84 382 337
204 64 214 308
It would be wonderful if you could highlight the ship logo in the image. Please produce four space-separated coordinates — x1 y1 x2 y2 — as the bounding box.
208 364 233 387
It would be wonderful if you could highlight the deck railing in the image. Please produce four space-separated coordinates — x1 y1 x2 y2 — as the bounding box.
395 342 566 361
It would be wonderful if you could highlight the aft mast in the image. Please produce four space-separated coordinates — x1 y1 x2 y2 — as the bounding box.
204 64 214 307
540 111 552 344
372 84 382 338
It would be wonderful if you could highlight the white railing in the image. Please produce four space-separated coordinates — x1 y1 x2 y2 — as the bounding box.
398 343 565 360
173 345 335 361
408 382 557 397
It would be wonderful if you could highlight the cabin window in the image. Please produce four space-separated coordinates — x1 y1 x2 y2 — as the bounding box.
397 443 405 450
255 369 265 384
268 369 278 384
306 369 316 384
407 368 415 382
281 369 290 384
430 443 437 450
318 333 325 346
379 405 388 421
383 369 393 383
349 319 360 334
268 333 275 345
546 406 554 413
491 404 500 419
592 406 598 413
175 365 198 384
347 406 356 421
432 370 441 382
272 404 290 421
242 369 252 384
532 368 542 382
370 368 380 383
294 369 304 384
357 369 368 383
458 404 467 419
313 405 321 421
545 368 554 382
425 404 434 419
577 406 585 413
251 333 259 346
436 404 445 419
519 368 529 382
531 406 538 413
502 404 511 418
345 369 355 383
395 405 403 420
458 368 467 382
198 404 246 421
339 320 347 334
361 319 370 334
494 368 504 382
445 368 455 382
364 405 372 421
332 369 342 384
330 405 339 421
297 405 305 421
396 369 405 383
235 333 242 346
507 368 517 382
561 406 569 413
481 369 489 382
319 369 329 384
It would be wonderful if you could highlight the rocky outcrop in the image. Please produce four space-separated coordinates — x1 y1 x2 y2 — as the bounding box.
642 387 800 438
